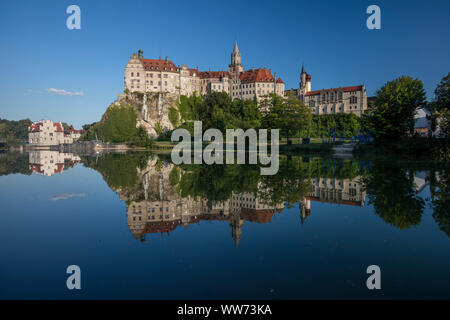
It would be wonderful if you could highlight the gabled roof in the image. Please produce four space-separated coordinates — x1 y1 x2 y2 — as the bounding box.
28 122 63 133
199 71 230 79
305 85 364 96
240 68 275 83
139 58 178 73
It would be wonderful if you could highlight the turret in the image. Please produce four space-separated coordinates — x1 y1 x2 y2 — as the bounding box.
229 41 244 74
298 64 311 97
138 48 143 58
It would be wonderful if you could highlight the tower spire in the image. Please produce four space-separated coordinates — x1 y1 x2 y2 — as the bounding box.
233 40 239 54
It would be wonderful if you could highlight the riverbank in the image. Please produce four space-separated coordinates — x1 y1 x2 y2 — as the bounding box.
354 137 449 164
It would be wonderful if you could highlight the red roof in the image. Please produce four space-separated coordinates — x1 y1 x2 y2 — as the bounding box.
188 68 200 77
53 123 63 132
276 78 284 84
199 71 230 79
240 68 275 83
305 85 363 96
139 58 178 73
28 122 63 133
240 209 276 223
29 122 43 132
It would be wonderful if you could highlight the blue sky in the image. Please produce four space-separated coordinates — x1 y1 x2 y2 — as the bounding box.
0 0 449 128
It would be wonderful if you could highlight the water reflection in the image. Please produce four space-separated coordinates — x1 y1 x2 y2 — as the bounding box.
28 150 80 176
1 149 448 240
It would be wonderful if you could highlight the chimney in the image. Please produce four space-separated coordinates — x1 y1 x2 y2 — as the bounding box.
165 56 168 62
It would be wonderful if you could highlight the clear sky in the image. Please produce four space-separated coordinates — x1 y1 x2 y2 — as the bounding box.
0 0 449 128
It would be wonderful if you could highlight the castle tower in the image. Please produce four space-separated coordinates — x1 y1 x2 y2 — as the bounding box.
230 211 244 247
298 64 311 97
229 41 244 75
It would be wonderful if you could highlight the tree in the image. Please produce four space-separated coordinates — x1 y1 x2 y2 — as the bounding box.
432 72 450 137
262 93 311 145
367 76 426 141
196 91 235 131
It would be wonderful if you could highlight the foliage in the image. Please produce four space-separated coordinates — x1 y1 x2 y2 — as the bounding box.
0 118 32 146
310 113 361 138
0 152 31 176
364 76 426 141
431 72 450 137
154 122 163 136
80 103 152 147
168 106 180 128
431 168 450 236
82 152 149 191
261 93 311 144
364 161 425 229
82 122 97 131
177 93 202 121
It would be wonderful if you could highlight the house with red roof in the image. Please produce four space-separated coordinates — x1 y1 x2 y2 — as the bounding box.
28 120 83 146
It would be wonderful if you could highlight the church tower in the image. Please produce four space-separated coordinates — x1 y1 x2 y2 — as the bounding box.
298 64 311 97
229 41 244 75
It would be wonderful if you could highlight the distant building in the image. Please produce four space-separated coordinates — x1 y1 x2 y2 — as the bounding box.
290 65 368 116
124 42 285 101
414 107 431 137
28 120 83 146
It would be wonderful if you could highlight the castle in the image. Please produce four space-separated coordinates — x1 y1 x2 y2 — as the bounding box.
124 42 285 101
293 65 368 116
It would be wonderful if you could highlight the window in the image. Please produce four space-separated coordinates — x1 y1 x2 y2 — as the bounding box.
137 72 139 77
131 72 134 77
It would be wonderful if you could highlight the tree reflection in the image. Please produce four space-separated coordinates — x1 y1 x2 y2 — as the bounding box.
364 161 425 229
430 169 450 236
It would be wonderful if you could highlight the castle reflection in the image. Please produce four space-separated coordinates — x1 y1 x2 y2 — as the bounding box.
122 157 366 245
3 150 443 241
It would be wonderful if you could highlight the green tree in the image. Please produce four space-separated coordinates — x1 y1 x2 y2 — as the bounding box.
168 107 180 127
367 76 426 141
432 72 450 137
80 103 152 147
262 93 311 145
